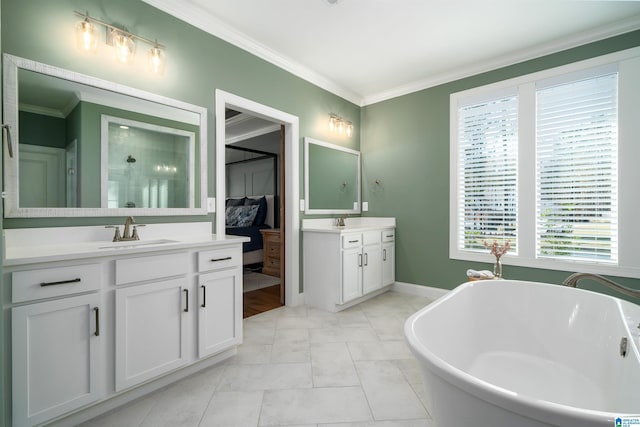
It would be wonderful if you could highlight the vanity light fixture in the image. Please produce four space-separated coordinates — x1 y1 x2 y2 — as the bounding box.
74 11 166 74
328 113 353 137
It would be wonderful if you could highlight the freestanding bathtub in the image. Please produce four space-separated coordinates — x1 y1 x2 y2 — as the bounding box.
404 280 640 427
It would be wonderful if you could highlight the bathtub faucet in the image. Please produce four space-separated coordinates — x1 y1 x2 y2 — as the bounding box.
563 272 640 300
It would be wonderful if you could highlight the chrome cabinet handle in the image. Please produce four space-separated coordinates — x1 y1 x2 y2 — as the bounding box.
364 253 368 266
94 307 100 337
40 278 81 287
348 240 359 243
210 256 232 262
358 254 363 267
183 289 189 312
383 249 387 261
201 285 206 308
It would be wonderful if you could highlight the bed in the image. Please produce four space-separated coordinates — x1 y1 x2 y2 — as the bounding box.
225 194 275 265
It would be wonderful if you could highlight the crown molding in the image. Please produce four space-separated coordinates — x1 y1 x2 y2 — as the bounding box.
142 0 362 105
143 0 640 107
361 14 640 106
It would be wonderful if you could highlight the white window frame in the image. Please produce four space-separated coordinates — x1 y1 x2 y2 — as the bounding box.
450 47 640 279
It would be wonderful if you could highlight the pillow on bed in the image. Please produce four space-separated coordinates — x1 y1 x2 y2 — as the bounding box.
226 197 246 207
244 196 268 226
226 205 259 227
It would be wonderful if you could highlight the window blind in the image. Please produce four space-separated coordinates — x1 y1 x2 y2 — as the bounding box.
536 73 618 262
457 96 518 251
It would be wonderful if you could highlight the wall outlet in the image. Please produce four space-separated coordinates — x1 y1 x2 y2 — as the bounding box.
353 202 359 210
207 197 216 213
362 202 369 211
300 199 305 211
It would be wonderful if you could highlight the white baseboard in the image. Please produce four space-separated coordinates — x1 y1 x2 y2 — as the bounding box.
391 281 449 300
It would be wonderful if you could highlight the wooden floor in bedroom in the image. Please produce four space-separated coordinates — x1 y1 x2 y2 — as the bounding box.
243 284 283 318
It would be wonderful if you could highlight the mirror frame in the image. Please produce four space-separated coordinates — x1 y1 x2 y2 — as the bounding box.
304 137 361 215
2 53 208 217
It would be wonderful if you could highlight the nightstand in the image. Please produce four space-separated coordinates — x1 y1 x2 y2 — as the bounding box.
260 229 281 277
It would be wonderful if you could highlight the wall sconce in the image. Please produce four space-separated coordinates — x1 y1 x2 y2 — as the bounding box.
74 11 166 75
328 113 353 137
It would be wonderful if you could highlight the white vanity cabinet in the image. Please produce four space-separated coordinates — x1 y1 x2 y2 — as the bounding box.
3 223 247 427
196 246 243 358
303 218 396 312
114 252 190 391
10 263 104 427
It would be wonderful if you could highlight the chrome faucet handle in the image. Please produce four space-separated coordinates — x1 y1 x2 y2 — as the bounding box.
105 225 122 242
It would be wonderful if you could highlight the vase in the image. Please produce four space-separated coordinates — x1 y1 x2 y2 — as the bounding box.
493 259 502 278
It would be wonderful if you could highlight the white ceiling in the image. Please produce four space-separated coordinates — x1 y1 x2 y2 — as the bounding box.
144 0 640 106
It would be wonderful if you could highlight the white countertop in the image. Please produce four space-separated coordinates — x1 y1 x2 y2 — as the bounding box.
3 222 249 266
301 217 395 233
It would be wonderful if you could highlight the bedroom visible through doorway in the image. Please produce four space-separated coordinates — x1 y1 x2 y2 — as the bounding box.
224 109 285 317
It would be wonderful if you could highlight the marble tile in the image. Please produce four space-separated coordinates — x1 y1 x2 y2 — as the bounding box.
199 391 263 427
259 387 372 426
309 327 378 343
347 340 413 361
82 291 435 427
231 344 273 364
311 342 360 387
218 362 313 391
79 396 154 427
360 383 427 421
320 420 433 427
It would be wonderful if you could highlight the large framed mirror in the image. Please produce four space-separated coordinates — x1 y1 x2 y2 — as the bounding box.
2 54 208 217
304 137 361 215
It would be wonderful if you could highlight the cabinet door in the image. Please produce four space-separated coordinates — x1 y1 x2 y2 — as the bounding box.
198 268 242 358
115 278 188 391
362 244 382 294
12 293 103 427
382 242 395 286
341 247 363 303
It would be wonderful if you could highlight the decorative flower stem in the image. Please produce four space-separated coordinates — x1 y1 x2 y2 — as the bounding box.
483 240 510 278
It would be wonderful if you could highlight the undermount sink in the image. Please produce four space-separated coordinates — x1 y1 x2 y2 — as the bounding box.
98 239 179 249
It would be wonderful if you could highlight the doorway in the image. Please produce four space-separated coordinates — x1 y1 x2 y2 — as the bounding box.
215 90 302 314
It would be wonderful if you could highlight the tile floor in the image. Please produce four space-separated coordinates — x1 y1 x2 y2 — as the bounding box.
81 291 435 427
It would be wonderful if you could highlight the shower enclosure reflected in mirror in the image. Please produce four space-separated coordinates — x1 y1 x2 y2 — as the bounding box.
304 137 361 215
2 53 207 217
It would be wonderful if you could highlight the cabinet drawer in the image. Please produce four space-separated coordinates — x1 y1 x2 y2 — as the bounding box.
342 234 362 249
198 246 242 273
363 231 381 245
382 230 395 242
12 263 102 303
116 252 188 285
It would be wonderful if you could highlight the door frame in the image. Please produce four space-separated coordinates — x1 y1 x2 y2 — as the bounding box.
215 89 302 306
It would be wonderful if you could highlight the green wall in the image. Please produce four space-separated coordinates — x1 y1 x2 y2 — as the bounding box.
19 111 66 148
1 0 360 228
361 30 640 296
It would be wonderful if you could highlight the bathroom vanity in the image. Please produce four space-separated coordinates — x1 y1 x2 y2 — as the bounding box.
2 222 247 427
302 217 395 312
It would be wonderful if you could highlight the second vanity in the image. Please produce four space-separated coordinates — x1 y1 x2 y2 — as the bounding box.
302 217 396 312
2 222 247 427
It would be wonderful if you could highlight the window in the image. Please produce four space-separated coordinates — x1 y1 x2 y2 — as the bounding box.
450 47 640 278
536 73 618 263
457 95 518 252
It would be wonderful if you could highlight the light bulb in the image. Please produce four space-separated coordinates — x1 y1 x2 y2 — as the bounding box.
346 122 353 137
337 120 345 134
148 46 165 75
75 19 97 52
328 115 337 131
111 30 135 64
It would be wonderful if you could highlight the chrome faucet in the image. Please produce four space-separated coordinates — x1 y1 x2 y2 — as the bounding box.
335 216 346 227
123 216 135 240
563 272 640 300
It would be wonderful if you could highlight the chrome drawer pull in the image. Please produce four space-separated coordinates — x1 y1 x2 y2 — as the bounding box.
40 278 81 287
210 256 232 262
348 240 359 243
183 289 189 312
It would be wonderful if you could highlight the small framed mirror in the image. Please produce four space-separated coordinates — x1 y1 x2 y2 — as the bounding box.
304 137 361 215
